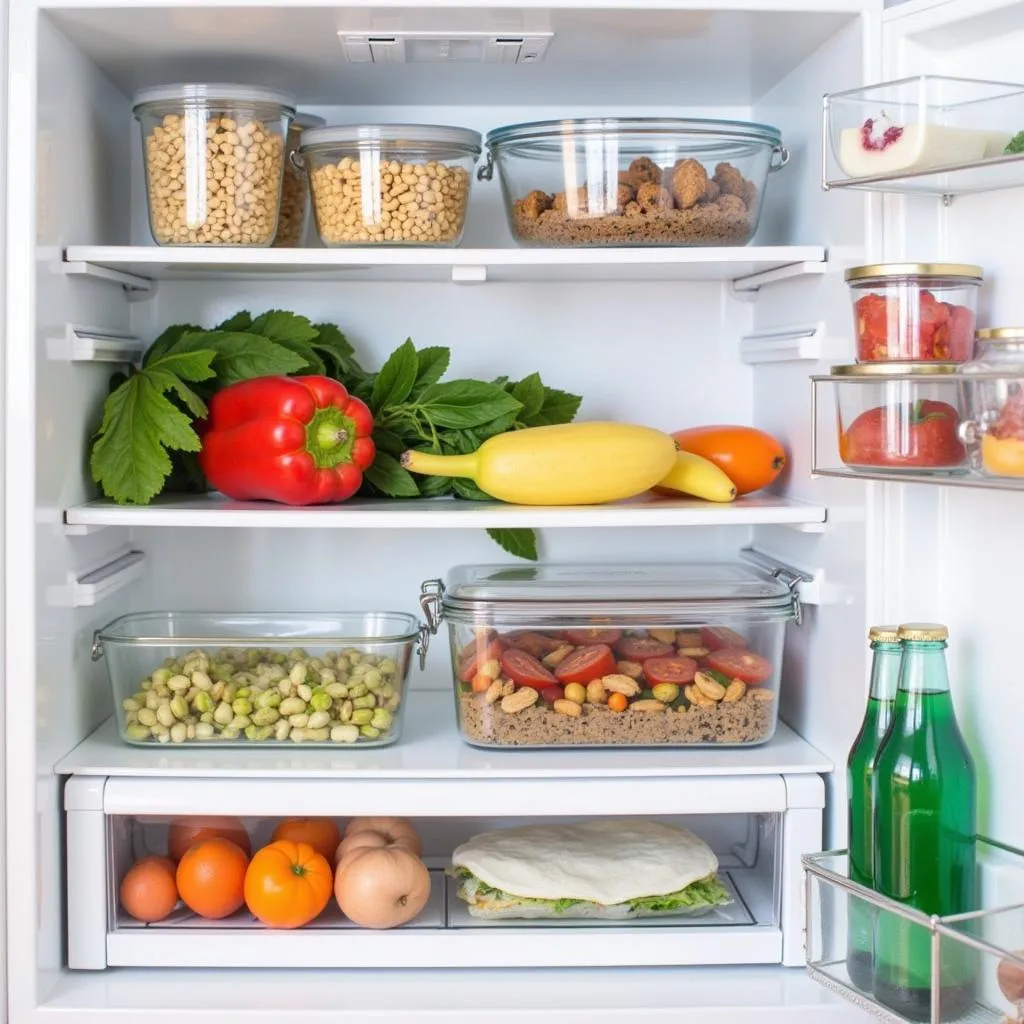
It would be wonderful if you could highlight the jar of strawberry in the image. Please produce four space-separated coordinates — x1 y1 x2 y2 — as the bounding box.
845 263 982 363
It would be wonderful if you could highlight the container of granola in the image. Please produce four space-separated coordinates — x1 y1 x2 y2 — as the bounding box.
419 563 799 748
480 117 788 247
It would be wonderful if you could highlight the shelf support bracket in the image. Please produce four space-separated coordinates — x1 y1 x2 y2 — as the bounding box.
63 258 155 300
730 260 828 302
46 548 146 608
451 265 487 284
46 323 145 364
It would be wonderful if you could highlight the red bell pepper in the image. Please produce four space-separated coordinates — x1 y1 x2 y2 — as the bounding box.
199 375 375 505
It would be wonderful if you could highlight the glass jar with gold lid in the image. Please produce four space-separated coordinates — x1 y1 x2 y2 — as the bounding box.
958 328 1024 478
844 263 982 364
832 362 968 473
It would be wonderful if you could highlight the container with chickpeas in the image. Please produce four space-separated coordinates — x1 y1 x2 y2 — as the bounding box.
296 124 481 247
273 111 325 248
133 84 295 247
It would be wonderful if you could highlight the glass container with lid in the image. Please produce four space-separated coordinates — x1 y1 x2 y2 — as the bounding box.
481 117 787 248
297 123 482 247
95 611 428 748
133 84 295 246
832 362 968 474
420 562 801 749
844 263 982 363
273 111 326 247
958 328 1024 478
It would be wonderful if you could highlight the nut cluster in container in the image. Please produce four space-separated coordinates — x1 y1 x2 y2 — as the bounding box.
512 157 760 246
134 85 295 247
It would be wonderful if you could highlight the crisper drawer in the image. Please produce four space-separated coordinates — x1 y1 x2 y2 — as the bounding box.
65 775 824 972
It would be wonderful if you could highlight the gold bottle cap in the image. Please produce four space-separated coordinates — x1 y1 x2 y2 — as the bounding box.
869 625 901 644
898 623 949 642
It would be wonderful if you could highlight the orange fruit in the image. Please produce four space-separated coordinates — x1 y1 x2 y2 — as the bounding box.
119 855 179 923
176 837 249 919
168 816 251 863
271 818 341 864
245 840 333 929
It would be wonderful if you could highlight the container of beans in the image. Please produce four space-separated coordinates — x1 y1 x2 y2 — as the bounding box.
133 84 295 246
95 611 429 747
273 111 325 247
297 124 481 246
420 563 800 749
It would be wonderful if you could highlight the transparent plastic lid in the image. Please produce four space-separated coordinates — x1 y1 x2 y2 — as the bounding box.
133 83 296 114
486 117 782 150
440 563 797 626
95 611 421 647
299 124 482 154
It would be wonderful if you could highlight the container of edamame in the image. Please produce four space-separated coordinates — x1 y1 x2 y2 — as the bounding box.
94 612 427 748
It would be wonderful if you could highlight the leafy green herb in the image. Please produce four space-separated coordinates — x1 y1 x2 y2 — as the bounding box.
91 309 583 560
486 528 539 561
1005 131 1024 155
90 350 217 504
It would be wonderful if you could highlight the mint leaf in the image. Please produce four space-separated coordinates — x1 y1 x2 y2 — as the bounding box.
418 380 522 429
486 528 538 561
418 474 453 497
312 322 360 381
249 310 325 374
143 323 202 367
363 451 421 498
371 428 407 458
216 311 252 332
248 309 319 346
532 387 582 426
90 373 203 504
167 331 308 385
371 339 418 412
413 346 450 393
511 373 545 421
473 411 520 440
453 478 493 501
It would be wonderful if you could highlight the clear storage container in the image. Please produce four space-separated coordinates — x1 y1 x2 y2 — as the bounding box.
832 363 968 474
297 124 481 246
825 76 1024 182
420 563 800 749
94 612 427 748
845 263 982 363
482 117 788 247
959 328 1024 479
133 84 295 246
273 112 325 247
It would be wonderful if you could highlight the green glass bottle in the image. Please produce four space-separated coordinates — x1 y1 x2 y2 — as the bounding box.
872 623 977 1022
846 625 902 991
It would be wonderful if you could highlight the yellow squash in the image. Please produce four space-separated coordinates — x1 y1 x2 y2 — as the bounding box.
401 422 677 506
655 451 737 503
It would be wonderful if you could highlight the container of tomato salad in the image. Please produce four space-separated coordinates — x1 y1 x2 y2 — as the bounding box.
419 563 799 748
834 362 968 474
845 263 982 363
959 328 1024 478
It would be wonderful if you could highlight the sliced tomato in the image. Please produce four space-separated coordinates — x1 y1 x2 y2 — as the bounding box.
616 635 674 662
539 684 565 705
554 644 617 684
503 631 562 658
700 626 749 651
457 637 504 683
705 648 773 685
500 649 558 689
642 656 698 686
564 627 623 646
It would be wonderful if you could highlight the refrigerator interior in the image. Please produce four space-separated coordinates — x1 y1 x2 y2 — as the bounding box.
5 0 1023 1018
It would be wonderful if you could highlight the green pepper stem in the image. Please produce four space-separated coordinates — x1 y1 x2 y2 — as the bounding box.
306 406 357 470
401 449 477 480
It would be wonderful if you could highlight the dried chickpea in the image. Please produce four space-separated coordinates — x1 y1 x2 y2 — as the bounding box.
273 114 322 247
135 89 292 246
303 135 478 245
